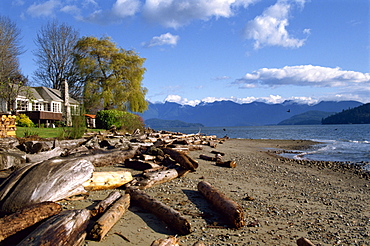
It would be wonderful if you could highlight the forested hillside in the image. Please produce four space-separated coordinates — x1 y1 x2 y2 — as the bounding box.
322 103 370 124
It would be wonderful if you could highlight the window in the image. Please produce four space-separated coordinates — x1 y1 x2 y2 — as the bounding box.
52 102 61 113
16 100 28 111
44 103 50 111
32 102 42 111
70 105 80 115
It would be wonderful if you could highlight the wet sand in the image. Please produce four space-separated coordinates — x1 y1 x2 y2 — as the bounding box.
65 138 369 246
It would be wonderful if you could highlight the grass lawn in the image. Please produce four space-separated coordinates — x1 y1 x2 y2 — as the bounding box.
16 127 102 139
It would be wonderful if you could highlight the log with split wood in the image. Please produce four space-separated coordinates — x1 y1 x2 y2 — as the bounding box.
127 187 192 235
197 181 245 229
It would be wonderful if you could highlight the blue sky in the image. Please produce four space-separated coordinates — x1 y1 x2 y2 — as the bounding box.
1 0 369 105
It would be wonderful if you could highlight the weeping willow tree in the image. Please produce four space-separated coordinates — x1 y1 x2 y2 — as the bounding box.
74 36 148 113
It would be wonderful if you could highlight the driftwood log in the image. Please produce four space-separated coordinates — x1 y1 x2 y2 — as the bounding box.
0 158 94 213
216 160 237 168
128 187 192 235
81 147 139 167
197 181 245 229
135 167 190 189
17 209 91 246
83 171 133 191
162 148 198 171
89 193 130 241
151 236 180 246
90 191 122 217
297 237 316 246
0 201 62 242
124 159 161 171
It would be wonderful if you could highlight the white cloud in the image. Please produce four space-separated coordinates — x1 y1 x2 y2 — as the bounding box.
142 0 258 28
234 65 370 88
83 0 140 24
165 95 200 106
27 0 61 17
143 33 180 47
244 0 309 49
60 5 81 16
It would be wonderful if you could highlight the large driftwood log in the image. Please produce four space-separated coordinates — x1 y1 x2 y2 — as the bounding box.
128 187 192 235
83 171 133 191
151 236 180 246
124 159 161 171
135 167 190 189
0 201 62 242
0 158 94 213
216 160 237 168
161 148 198 171
17 209 91 246
89 193 130 241
197 181 245 229
82 147 139 167
90 191 122 217
26 147 63 163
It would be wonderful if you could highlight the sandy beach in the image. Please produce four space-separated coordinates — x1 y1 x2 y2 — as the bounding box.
58 138 370 246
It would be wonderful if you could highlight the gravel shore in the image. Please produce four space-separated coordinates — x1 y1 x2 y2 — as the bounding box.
66 138 369 246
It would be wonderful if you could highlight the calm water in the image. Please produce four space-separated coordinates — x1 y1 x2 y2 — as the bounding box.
154 124 370 166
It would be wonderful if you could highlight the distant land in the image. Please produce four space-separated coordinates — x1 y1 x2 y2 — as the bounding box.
145 118 204 128
278 110 335 125
140 100 363 127
322 103 370 124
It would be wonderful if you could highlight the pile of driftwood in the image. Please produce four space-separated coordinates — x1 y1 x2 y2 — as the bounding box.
0 130 245 245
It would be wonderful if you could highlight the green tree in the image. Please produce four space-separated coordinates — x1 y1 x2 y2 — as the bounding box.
74 36 148 113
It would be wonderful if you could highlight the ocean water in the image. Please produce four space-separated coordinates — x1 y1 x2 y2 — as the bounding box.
154 124 370 167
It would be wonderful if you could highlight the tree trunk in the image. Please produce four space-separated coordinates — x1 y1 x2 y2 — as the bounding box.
83 171 133 191
90 191 122 217
127 187 192 235
135 167 190 190
197 181 245 229
161 148 198 171
89 193 130 241
17 209 91 246
0 201 62 242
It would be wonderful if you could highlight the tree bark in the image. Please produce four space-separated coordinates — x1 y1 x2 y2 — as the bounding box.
135 167 190 190
161 148 198 171
83 171 133 191
197 181 245 229
127 187 192 235
90 191 122 217
17 209 91 246
89 193 130 241
0 201 62 242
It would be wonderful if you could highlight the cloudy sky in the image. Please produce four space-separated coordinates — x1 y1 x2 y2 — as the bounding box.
1 0 369 105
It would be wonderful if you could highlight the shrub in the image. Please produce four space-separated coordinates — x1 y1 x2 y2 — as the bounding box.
16 114 35 127
58 115 86 139
96 110 144 133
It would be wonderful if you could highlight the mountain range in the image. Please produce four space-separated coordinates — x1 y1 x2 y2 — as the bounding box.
140 100 363 127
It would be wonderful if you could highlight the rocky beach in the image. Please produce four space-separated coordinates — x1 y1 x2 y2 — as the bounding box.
63 138 369 246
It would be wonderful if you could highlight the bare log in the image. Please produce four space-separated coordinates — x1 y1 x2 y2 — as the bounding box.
124 159 161 171
128 187 192 235
210 150 225 156
151 236 180 246
89 193 130 241
17 209 91 246
83 147 139 167
199 154 217 162
0 158 94 213
136 167 190 190
297 237 316 246
216 160 237 168
0 201 62 242
26 147 63 163
162 148 198 171
197 181 245 229
90 191 122 217
83 171 133 191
